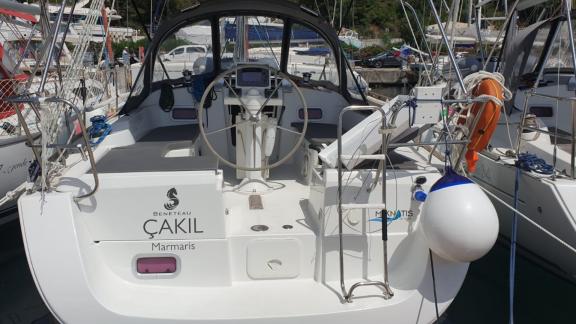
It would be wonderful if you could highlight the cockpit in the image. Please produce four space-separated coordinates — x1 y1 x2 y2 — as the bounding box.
111 4 367 189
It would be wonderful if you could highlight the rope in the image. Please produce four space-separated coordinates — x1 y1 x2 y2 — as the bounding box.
450 71 513 168
454 71 513 109
89 115 112 146
516 152 554 175
43 0 106 149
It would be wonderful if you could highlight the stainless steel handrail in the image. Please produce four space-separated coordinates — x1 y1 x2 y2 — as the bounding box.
521 126 574 141
10 100 42 163
528 92 576 102
9 96 100 200
389 140 469 148
45 97 100 200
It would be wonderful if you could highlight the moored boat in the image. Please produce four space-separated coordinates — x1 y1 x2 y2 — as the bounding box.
469 6 576 280
15 1 500 323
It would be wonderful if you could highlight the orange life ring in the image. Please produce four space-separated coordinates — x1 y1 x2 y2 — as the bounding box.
460 79 504 173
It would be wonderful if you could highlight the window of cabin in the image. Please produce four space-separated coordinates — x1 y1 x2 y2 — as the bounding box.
287 23 339 86
219 16 284 70
544 21 575 70
153 19 213 82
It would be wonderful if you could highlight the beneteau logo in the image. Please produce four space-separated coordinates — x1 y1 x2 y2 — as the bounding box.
164 188 180 210
142 187 204 239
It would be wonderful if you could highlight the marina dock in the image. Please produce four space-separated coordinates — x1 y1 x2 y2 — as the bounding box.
354 67 418 85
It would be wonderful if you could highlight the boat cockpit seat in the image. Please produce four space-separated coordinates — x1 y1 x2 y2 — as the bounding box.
137 125 199 144
290 122 342 151
96 125 218 173
291 122 344 183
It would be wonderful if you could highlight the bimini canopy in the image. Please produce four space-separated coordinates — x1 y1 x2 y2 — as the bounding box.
122 0 357 114
500 15 564 92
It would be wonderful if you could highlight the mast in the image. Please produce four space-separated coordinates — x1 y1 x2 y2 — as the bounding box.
234 16 247 63
339 0 343 29
468 0 474 25
100 2 114 65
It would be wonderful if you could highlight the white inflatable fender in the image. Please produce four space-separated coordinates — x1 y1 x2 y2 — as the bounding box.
420 167 499 262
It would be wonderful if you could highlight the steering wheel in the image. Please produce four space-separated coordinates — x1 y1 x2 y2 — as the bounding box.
198 64 308 171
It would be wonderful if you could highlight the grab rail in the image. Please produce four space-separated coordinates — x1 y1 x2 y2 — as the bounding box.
44 97 100 200
8 96 100 200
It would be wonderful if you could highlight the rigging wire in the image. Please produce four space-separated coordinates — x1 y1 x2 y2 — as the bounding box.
0 13 37 74
129 0 171 82
314 0 322 16
458 0 465 25
25 0 50 89
509 164 519 324
253 17 280 68
331 0 337 27
54 0 80 87
552 23 563 174
351 0 355 30
323 0 332 23
432 0 448 84
445 0 459 91
466 174 576 257
399 0 433 85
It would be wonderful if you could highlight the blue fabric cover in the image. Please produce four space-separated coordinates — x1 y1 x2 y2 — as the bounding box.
430 167 473 192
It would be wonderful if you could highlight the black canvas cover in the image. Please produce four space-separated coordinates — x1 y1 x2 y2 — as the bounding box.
122 0 351 114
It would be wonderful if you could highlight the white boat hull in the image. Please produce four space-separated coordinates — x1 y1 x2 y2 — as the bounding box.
0 135 33 214
18 163 468 323
473 153 576 278
20 189 468 324
471 71 576 279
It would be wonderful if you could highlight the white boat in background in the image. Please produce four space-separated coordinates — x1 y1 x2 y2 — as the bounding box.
424 0 507 48
339 28 363 49
0 92 35 219
467 6 576 280
426 21 502 47
15 1 500 323
0 0 140 72
45 0 142 44
175 21 213 45
0 2 38 217
0 0 131 219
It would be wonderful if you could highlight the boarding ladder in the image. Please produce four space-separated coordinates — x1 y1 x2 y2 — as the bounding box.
336 105 394 302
